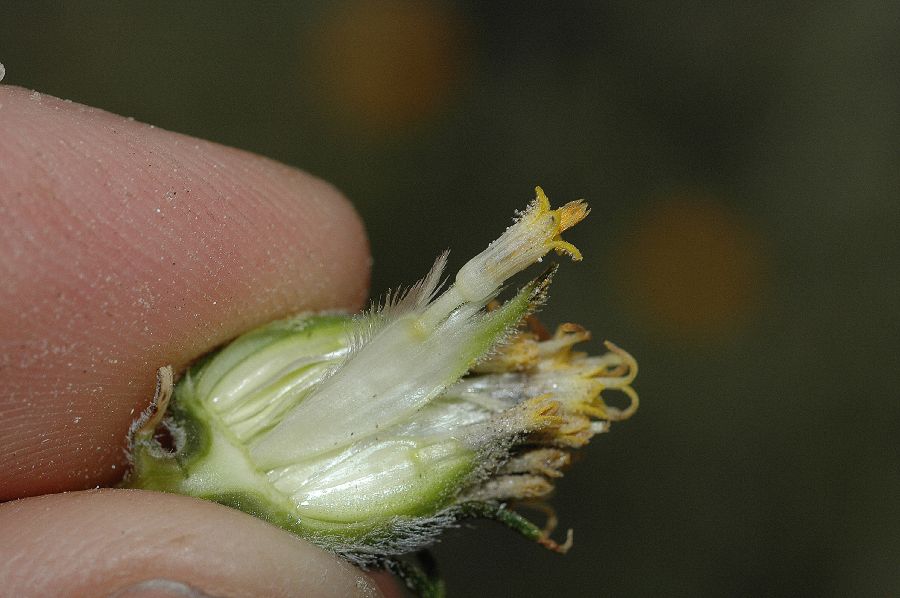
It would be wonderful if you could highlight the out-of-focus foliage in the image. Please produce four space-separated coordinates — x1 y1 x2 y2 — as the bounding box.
2 1 898 595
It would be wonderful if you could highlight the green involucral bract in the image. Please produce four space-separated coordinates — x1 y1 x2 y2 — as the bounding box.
125 187 639 571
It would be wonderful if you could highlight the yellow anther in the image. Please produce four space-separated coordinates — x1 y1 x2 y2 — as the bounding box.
472 334 539 373
551 415 594 447
521 396 564 430
557 200 590 232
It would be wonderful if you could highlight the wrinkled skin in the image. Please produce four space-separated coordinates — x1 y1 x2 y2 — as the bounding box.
0 85 400 597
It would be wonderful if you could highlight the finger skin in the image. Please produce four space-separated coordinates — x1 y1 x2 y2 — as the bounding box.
0 489 383 598
0 85 371 499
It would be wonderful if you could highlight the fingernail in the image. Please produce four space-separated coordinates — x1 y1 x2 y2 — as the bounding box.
107 578 218 598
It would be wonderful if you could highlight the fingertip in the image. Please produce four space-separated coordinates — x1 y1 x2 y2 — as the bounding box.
0 489 384 598
0 86 371 497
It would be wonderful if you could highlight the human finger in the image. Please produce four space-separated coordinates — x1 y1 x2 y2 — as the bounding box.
0 86 371 499
0 489 386 597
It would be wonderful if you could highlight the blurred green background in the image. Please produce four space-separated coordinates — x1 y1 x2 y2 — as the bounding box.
3 2 898 595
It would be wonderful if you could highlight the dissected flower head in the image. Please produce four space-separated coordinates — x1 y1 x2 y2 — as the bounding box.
125 187 637 591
